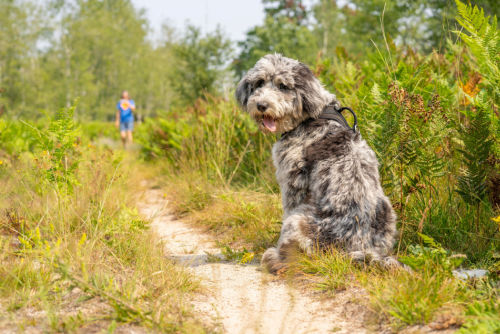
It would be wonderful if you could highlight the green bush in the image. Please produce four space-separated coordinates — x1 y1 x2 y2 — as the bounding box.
137 96 276 188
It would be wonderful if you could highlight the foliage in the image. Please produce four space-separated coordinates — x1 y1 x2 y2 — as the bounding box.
363 266 466 328
0 124 204 331
79 120 120 141
234 13 318 76
219 245 255 264
163 174 282 253
262 0 308 24
0 0 43 114
456 107 493 207
26 104 82 193
297 248 356 292
0 0 230 119
1 0 499 331
136 114 193 160
399 234 466 272
455 0 500 102
137 96 276 187
458 299 500 333
170 26 233 105
312 0 500 55
0 119 38 156
455 0 500 159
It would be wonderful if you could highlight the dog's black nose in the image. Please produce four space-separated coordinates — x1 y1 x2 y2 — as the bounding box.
257 102 268 112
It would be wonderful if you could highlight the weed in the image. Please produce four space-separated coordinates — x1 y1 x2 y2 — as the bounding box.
0 113 206 332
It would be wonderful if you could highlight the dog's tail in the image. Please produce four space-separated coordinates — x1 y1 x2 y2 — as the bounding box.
261 247 286 274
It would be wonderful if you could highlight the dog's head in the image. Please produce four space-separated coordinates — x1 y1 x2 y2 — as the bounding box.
235 54 338 133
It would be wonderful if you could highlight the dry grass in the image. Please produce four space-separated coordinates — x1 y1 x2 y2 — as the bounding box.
161 171 282 253
0 149 206 333
160 169 499 332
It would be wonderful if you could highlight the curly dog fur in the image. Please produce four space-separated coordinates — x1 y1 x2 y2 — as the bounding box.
236 54 398 273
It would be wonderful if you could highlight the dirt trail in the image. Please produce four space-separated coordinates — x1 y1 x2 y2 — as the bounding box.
138 187 370 334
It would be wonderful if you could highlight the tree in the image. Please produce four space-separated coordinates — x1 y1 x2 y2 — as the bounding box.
234 1 318 77
57 0 150 119
313 0 422 56
0 0 42 115
312 0 500 56
169 25 233 105
262 0 308 24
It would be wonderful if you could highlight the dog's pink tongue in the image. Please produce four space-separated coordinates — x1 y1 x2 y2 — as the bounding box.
263 116 277 132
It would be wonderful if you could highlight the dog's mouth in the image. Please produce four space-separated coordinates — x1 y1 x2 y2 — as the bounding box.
262 115 277 133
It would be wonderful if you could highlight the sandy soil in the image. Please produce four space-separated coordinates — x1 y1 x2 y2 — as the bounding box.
138 188 371 334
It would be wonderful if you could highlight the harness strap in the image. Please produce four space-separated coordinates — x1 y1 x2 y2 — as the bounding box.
281 104 358 139
318 104 358 133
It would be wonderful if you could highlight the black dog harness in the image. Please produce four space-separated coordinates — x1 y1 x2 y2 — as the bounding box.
318 104 358 133
281 104 358 139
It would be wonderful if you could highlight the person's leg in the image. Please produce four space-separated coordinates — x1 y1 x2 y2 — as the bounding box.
119 121 127 148
127 130 133 144
120 131 127 147
126 120 134 146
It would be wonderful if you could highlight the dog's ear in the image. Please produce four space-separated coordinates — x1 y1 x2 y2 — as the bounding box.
294 62 330 117
235 75 251 110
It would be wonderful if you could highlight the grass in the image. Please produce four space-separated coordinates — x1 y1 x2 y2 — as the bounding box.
137 88 498 331
158 166 499 332
2 2 498 330
137 91 499 331
161 171 281 253
0 145 206 332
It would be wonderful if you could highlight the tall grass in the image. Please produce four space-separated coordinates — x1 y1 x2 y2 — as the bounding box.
0 112 205 332
137 96 277 189
136 1 499 331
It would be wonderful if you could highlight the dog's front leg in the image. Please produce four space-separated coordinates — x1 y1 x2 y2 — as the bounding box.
262 205 315 273
273 139 311 215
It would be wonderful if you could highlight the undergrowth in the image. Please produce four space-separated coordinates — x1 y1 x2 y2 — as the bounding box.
0 108 205 332
138 1 499 331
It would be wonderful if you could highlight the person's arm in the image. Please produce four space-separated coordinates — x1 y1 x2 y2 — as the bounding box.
115 110 120 128
130 100 136 111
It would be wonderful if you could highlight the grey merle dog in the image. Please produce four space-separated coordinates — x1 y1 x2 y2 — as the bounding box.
235 54 399 273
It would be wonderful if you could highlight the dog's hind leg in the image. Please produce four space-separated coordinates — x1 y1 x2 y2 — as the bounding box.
348 250 405 270
262 205 316 274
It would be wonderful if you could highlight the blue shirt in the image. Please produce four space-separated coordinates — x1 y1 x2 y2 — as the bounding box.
117 99 135 122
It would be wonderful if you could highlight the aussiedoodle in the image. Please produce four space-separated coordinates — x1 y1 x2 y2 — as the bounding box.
235 54 399 273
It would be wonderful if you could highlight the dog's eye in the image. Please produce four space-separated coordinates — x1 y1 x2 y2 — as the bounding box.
279 83 289 91
255 80 264 89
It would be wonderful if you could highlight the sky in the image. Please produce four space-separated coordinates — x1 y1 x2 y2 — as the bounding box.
130 0 266 42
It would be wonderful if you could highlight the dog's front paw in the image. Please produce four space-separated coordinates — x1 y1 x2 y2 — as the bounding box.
261 247 285 274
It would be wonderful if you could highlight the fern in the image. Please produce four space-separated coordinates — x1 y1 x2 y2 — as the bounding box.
456 107 493 205
455 0 500 93
25 104 81 193
455 0 500 158
458 300 500 334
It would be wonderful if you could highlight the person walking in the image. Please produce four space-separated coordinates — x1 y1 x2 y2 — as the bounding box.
115 91 136 148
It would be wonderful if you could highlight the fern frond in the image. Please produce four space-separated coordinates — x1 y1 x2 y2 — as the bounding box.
455 0 500 97
456 107 493 205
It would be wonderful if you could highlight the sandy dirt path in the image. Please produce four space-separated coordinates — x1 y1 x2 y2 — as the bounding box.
138 187 370 334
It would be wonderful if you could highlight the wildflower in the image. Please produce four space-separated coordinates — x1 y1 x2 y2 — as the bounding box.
0 160 3 165
492 215 500 231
